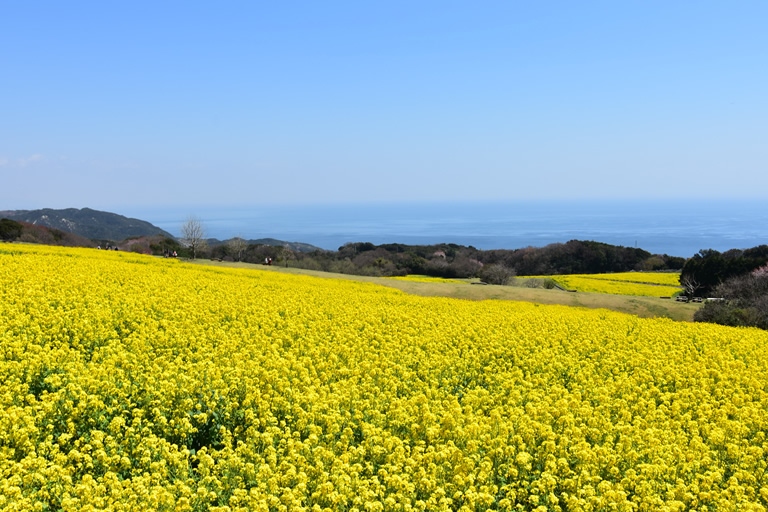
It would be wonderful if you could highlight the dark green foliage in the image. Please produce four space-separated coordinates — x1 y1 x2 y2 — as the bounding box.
0 218 23 241
343 242 376 254
482 240 679 276
680 245 768 297
149 237 183 256
664 256 686 269
242 244 286 264
275 239 677 279
400 253 428 275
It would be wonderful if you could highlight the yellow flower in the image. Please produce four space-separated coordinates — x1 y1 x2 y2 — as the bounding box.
2 244 767 510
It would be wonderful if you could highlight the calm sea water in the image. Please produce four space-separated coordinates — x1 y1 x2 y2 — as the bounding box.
129 199 768 258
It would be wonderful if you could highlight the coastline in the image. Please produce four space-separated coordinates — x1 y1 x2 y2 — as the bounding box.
122 199 768 258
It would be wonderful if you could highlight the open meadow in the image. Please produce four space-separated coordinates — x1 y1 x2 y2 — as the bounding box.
2 245 768 511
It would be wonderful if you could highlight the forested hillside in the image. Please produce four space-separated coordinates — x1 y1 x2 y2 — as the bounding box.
0 208 172 240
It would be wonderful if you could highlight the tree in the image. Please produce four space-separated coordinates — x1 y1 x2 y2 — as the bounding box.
680 274 702 298
181 216 207 259
0 218 23 242
228 236 247 262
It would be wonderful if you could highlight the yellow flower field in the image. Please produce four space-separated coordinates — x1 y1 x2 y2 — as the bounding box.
547 276 682 297
521 273 682 297
2 245 768 511
569 272 682 286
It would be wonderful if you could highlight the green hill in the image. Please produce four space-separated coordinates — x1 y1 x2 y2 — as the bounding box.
206 237 322 253
0 207 173 241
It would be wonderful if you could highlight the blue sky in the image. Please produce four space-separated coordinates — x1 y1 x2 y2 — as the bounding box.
2 1 767 212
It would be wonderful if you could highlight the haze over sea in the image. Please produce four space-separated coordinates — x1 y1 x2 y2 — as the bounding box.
130 199 767 259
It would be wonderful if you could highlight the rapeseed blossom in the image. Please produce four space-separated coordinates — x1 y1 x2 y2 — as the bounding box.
1 245 767 511
525 272 683 297
563 272 681 286
548 276 681 297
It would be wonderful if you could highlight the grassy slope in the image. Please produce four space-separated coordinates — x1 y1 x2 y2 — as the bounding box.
194 260 700 322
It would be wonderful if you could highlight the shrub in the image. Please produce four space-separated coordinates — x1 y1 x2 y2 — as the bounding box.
541 277 558 289
479 264 514 285
694 270 768 330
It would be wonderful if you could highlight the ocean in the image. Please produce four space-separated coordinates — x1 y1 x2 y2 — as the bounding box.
129 199 768 258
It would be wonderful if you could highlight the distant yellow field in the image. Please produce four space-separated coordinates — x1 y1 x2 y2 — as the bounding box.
570 272 682 286
523 272 682 297
2 245 767 511
551 276 681 297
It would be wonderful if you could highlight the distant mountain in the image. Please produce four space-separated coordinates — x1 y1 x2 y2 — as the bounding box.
0 207 174 241
206 237 322 253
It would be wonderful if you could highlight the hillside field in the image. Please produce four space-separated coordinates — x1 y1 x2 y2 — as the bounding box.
2 245 768 511
205 263 698 322
535 274 683 299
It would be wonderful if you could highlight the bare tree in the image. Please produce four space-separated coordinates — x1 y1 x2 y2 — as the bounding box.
681 275 701 297
228 236 247 262
181 215 207 259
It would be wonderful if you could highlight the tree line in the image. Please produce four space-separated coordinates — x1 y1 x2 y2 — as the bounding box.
205 239 685 279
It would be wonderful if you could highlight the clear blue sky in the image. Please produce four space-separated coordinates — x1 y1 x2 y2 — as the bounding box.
2 1 767 211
